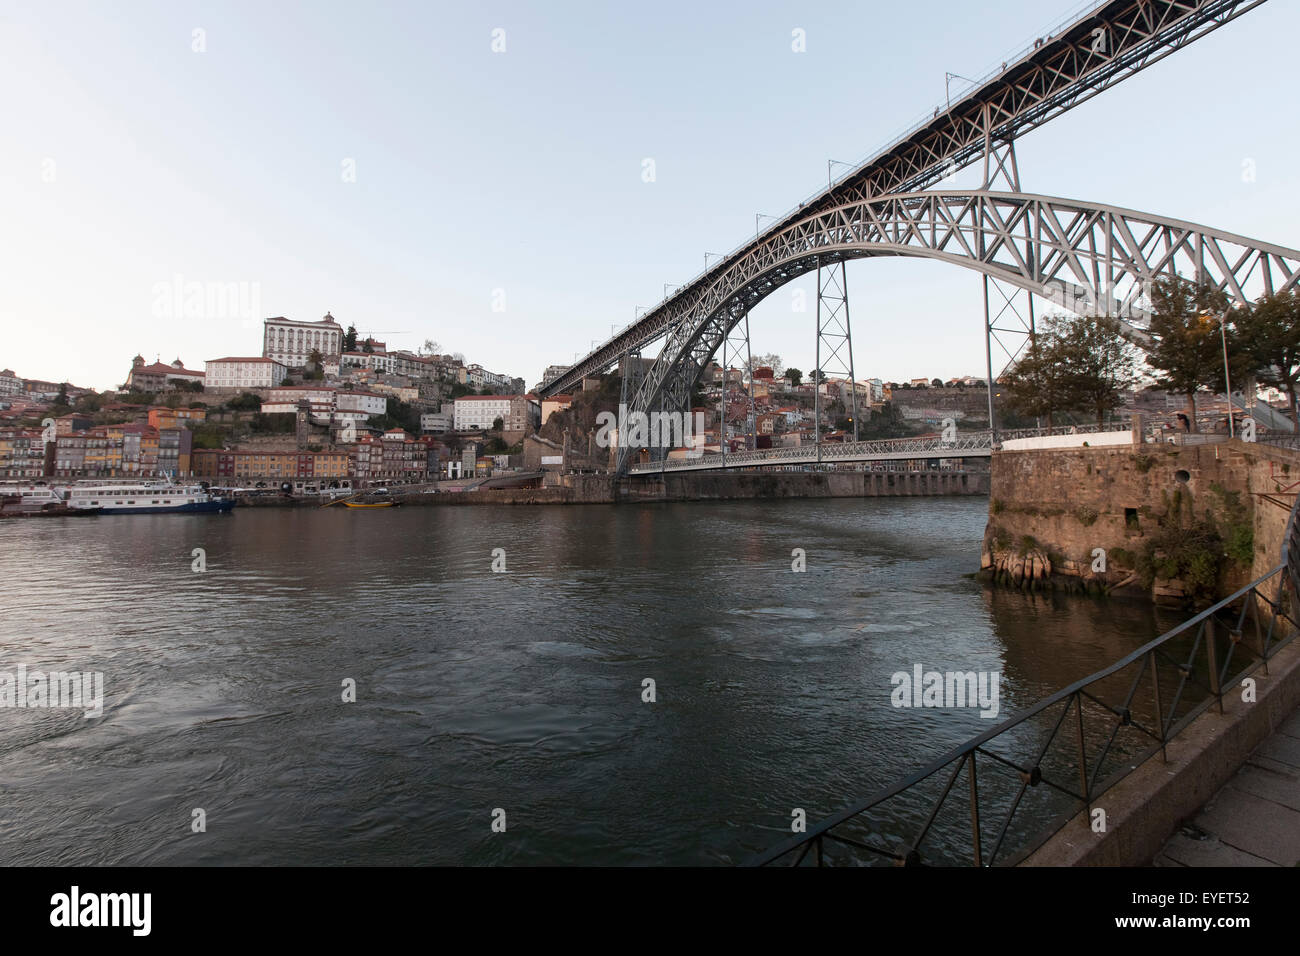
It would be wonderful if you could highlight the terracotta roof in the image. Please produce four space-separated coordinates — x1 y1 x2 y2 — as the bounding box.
131 361 203 377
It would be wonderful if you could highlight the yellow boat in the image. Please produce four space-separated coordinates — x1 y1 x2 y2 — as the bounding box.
343 499 395 508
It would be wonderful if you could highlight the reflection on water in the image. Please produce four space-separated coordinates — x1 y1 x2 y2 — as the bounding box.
0 497 1176 864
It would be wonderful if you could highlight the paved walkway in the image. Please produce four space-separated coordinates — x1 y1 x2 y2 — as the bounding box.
1153 703 1300 866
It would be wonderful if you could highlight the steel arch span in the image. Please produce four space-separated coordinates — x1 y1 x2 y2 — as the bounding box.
616 188 1300 473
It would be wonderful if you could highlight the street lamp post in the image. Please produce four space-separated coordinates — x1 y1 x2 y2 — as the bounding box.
1205 307 1237 439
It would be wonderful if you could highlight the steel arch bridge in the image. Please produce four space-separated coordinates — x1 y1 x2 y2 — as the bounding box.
611 193 1300 476
611 189 1300 472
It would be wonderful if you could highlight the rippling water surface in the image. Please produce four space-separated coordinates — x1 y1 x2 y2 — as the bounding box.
0 498 1178 864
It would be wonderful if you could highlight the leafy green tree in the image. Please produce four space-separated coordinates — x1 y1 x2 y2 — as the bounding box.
786 368 802 387
1236 290 1300 429
226 392 262 411
1146 276 1232 432
1001 332 1070 426
492 416 504 432
1001 313 1138 426
343 325 358 352
1056 313 1140 424
56 382 69 405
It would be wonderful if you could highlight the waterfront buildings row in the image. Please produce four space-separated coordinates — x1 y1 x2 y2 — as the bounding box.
0 423 196 479
1 423 459 483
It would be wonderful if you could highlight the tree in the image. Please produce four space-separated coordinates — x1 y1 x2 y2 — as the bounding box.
786 368 803 387
343 325 358 352
1055 313 1139 424
422 338 442 356
1146 275 1232 432
1001 331 1071 427
931 377 943 388
56 382 69 405
1000 313 1139 426
492 416 504 432
362 339 374 354
1236 290 1300 430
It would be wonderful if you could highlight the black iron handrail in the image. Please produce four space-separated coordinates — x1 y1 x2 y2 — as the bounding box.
748 490 1300 867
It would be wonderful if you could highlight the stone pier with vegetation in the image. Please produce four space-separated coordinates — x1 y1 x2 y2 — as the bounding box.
980 438 1299 607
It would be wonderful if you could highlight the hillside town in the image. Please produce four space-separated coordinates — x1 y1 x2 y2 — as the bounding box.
2 311 1293 494
0 312 982 490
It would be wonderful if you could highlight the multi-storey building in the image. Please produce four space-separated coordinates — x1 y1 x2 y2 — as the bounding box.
0 370 23 395
350 430 441 482
0 428 45 478
155 427 193 476
54 432 86 475
50 425 193 478
205 357 289 390
259 386 387 424
125 356 205 391
420 404 455 433
147 407 207 430
454 395 516 431
541 394 573 426
461 364 512 390
260 385 339 420
262 314 343 368
339 350 435 378
54 413 93 435
191 449 352 481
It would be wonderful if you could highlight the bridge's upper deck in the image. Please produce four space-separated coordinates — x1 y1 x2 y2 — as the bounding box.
540 0 1266 398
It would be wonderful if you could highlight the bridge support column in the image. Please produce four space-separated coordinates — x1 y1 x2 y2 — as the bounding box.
977 119 1036 442
616 350 644 472
719 309 756 460
815 255 859 458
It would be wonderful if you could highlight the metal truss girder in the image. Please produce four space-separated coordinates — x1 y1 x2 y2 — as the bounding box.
625 423 1114 474
541 0 1269 399
610 187 1300 473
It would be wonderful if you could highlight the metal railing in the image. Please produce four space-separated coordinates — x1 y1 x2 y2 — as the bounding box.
626 423 1120 474
748 490 1300 867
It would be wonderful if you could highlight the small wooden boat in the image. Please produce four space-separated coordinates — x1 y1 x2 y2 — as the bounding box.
343 498 395 508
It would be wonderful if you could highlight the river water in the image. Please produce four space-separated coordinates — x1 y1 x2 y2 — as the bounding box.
0 497 1181 865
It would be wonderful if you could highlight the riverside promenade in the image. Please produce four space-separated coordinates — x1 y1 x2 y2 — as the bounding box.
1153 700 1300 867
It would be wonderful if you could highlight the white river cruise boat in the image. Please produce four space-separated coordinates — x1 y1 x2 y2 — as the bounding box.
64 480 234 515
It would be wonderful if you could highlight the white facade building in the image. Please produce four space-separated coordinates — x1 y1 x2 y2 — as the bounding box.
454 395 514 431
205 357 289 390
336 390 388 419
421 404 455 433
0 369 23 395
263 314 343 368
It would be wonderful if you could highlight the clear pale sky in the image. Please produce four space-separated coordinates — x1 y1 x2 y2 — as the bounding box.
2 0 1297 391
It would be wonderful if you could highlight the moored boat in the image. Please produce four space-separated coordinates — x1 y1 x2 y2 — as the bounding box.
63 479 234 515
